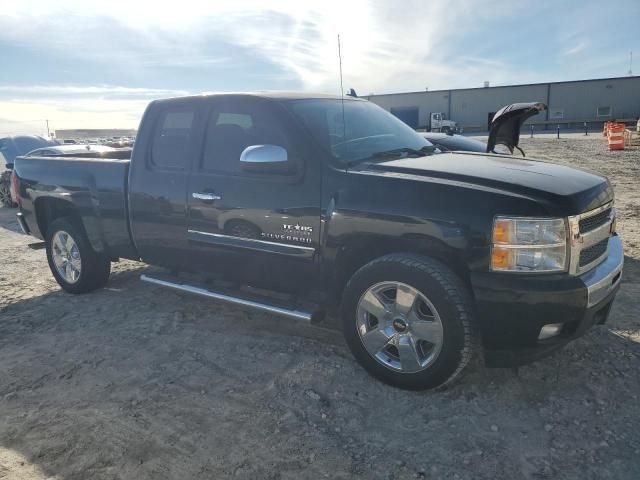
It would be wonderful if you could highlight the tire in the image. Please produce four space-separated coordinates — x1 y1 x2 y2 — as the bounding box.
0 170 16 208
45 217 111 294
441 126 451 134
341 253 477 390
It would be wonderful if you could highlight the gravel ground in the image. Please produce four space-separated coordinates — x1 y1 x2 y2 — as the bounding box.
1 135 639 480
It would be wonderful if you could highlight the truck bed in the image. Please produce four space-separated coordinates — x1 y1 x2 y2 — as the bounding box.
14 155 138 260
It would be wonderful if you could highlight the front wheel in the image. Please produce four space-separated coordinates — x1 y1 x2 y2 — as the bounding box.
341 254 477 390
45 217 111 294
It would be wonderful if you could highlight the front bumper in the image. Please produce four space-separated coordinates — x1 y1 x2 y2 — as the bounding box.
471 235 623 367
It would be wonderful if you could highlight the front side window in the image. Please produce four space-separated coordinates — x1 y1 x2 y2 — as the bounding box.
285 99 433 165
201 101 289 174
151 109 195 169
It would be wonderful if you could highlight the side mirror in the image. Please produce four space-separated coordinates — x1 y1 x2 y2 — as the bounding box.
240 145 293 174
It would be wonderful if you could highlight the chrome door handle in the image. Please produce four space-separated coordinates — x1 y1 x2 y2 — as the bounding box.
192 192 221 201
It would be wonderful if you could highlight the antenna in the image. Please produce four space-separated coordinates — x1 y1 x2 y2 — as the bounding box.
338 34 346 142
629 51 633 76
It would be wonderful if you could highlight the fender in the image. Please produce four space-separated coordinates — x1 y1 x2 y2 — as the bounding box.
31 170 108 254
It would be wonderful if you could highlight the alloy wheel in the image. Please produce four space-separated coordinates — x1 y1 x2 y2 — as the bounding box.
51 230 82 284
356 281 444 373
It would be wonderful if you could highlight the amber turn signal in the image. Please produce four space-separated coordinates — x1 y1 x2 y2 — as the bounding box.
491 247 512 270
492 218 511 244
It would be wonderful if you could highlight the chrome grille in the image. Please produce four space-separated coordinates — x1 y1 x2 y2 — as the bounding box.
568 203 614 275
579 208 612 233
579 238 608 266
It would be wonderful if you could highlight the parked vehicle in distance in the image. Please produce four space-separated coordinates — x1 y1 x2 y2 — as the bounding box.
1 135 58 167
422 132 508 154
1 135 58 207
13 93 623 390
428 112 457 133
423 103 545 155
62 139 78 144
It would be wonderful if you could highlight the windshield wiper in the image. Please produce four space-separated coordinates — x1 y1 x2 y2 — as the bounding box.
346 145 435 167
370 145 436 159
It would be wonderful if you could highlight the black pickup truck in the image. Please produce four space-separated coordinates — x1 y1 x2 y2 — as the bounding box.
12 93 623 390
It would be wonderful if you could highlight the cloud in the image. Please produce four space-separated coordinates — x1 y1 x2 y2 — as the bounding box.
0 0 536 94
1 0 638 132
0 97 145 135
563 42 587 56
0 85 183 134
0 85 189 99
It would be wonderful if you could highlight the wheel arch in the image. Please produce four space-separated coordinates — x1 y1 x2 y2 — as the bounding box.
330 235 471 306
34 197 106 254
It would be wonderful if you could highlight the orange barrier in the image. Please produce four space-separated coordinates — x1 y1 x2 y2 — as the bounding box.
607 123 625 150
603 121 610 137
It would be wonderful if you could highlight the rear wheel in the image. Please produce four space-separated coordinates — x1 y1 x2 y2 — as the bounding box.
341 253 477 390
45 217 111 293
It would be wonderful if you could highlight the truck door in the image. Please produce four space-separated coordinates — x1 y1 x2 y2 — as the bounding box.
431 113 441 131
128 98 206 270
185 96 321 292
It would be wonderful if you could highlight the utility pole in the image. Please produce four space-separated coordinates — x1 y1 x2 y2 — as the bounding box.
629 51 633 76
46 119 50 138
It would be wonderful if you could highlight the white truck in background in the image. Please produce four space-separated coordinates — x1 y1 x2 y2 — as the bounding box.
429 112 457 133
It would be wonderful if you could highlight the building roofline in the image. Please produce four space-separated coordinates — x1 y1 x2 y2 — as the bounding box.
365 75 640 98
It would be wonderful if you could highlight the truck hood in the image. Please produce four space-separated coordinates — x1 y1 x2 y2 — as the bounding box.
487 102 546 154
358 152 613 214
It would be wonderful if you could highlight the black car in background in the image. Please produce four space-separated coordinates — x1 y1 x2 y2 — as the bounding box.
422 132 508 154
1 136 59 207
0 136 58 168
422 102 546 155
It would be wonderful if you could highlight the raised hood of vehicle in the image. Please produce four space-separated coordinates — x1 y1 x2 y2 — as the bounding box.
359 152 613 214
487 102 546 154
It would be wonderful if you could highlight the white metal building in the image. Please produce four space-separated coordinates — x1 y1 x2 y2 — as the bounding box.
364 76 640 131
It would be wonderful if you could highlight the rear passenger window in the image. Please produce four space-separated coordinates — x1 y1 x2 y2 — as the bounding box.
216 113 253 129
201 102 289 174
151 109 195 169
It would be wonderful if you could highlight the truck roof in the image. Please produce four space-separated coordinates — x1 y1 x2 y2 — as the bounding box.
153 91 366 104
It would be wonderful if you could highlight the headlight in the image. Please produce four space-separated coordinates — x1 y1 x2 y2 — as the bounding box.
491 217 567 272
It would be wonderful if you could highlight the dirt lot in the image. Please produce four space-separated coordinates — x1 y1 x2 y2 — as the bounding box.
1 135 639 480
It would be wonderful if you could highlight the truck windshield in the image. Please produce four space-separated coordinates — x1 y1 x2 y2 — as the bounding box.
284 99 433 165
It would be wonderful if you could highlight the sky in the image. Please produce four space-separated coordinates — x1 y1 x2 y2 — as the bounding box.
1 0 638 135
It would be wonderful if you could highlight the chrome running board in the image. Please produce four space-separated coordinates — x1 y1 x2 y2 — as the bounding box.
140 274 313 322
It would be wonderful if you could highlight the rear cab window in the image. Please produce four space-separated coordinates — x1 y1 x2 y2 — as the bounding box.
150 109 196 170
